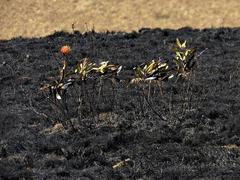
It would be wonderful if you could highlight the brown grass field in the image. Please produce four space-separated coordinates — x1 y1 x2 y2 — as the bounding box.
1 0 240 40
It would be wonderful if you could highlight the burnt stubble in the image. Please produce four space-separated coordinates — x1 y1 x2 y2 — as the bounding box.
0 28 240 179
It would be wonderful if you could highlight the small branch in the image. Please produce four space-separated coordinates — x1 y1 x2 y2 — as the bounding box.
144 95 167 121
29 97 50 120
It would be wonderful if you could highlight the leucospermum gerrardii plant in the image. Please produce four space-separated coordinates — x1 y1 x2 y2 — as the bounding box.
92 61 122 77
130 59 173 87
172 38 196 79
91 61 122 100
129 59 174 105
42 45 75 100
41 60 74 101
129 59 171 121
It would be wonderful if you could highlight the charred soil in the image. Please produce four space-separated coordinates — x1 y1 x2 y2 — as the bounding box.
1 28 240 179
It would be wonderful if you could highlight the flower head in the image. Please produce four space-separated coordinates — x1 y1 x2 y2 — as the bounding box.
60 45 71 55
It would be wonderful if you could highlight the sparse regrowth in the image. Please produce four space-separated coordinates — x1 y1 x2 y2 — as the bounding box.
41 39 201 126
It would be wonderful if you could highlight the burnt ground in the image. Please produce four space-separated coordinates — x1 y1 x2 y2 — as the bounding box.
1 28 240 179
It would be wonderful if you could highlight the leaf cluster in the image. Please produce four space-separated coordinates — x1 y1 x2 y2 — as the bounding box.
130 59 172 84
172 38 196 78
41 58 122 100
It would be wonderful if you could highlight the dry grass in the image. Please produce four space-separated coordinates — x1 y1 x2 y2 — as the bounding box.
1 0 240 40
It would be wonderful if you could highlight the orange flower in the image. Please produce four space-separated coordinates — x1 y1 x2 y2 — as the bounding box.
60 45 71 55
